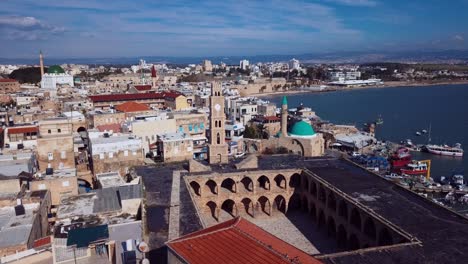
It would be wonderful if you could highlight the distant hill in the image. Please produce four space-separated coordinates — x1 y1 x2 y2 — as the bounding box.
9 67 44 84
1 50 468 65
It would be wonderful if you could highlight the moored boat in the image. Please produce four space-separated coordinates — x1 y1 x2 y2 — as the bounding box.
424 143 463 157
400 160 429 175
389 147 412 168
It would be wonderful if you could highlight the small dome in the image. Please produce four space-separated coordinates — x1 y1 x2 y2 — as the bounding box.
47 65 65 74
289 120 316 137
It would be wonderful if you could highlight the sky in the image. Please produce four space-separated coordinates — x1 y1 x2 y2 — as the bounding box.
0 0 467 58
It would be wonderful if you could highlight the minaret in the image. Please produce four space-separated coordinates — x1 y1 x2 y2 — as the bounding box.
151 65 158 88
281 96 288 137
208 82 228 164
39 50 45 77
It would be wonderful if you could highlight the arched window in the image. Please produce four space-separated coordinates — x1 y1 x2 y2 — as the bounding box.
364 218 377 240
217 132 220 144
350 208 362 230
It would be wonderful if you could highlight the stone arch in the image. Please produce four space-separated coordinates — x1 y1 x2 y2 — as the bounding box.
310 181 317 196
206 201 218 221
189 181 201 196
240 176 253 192
204 180 218 195
221 178 236 193
327 216 337 238
348 234 360 250
291 139 305 156
301 195 309 212
318 185 326 203
309 202 317 222
337 225 347 248
274 195 287 214
302 175 309 192
338 200 348 220
257 175 270 190
364 217 377 241
288 193 301 212
249 143 258 153
318 209 326 228
241 198 254 217
350 208 362 230
327 192 337 211
274 174 286 189
289 173 301 188
221 199 238 217
378 228 393 246
257 196 271 216
77 126 87 133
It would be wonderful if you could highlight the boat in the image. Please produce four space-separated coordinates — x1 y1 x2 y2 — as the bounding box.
400 160 429 175
422 129 428 134
376 115 383 125
424 143 464 157
405 139 413 147
415 131 422 136
389 147 412 168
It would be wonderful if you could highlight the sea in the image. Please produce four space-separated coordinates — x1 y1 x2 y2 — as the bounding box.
267 84 468 182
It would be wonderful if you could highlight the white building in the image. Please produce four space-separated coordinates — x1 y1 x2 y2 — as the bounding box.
288 58 300 70
240 59 250 71
40 65 74 92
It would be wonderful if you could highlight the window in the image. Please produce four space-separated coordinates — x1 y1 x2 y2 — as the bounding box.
132 151 137 156
124 150 129 156
179 126 183 132
58 128 61 133
99 153 104 159
48 129 51 134
38 184 46 190
108 152 114 158
47 152 53 161
60 151 66 159
62 181 70 187
200 123 205 129
189 124 193 131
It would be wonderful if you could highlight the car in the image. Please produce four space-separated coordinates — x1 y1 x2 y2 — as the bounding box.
351 151 361 157
234 152 245 158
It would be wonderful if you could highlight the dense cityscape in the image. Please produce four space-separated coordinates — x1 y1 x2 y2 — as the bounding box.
1 0 468 264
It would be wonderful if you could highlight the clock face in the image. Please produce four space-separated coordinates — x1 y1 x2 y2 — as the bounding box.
215 104 221 112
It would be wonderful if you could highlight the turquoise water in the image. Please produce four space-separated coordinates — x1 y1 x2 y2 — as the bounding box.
267 84 468 181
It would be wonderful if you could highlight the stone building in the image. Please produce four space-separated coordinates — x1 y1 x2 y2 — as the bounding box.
156 132 194 162
88 110 126 129
89 134 144 176
0 189 51 256
0 79 20 94
29 168 78 206
36 118 75 173
231 78 287 96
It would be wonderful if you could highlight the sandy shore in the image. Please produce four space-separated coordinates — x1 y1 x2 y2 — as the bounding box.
252 80 468 98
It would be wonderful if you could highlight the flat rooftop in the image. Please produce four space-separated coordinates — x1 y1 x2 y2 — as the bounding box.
137 155 468 264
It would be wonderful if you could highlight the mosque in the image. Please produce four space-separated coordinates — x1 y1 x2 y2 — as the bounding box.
39 51 74 95
243 96 325 157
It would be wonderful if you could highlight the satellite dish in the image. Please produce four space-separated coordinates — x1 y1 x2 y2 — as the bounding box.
138 242 149 253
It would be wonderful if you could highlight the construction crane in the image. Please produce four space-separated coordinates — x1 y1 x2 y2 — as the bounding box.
420 159 432 179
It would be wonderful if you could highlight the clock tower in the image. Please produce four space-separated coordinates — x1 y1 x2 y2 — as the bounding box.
208 82 228 164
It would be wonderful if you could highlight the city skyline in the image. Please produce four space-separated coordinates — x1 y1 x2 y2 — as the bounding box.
0 0 467 58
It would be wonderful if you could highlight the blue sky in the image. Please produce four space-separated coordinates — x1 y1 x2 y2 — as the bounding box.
0 0 467 58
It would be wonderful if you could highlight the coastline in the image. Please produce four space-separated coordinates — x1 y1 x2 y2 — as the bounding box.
252 80 468 98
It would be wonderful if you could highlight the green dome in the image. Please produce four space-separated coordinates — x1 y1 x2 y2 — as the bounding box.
47 65 65 74
289 120 316 137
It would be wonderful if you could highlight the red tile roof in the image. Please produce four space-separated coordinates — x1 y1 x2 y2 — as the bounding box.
0 78 18 83
264 116 281 122
96 123 122 133
89 93 165 103
7 126 38 134
167 217 321 264
115 101 150 113
134 85 152 91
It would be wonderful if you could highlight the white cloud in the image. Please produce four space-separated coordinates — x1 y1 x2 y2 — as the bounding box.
0 15 64 41
454 35 464 41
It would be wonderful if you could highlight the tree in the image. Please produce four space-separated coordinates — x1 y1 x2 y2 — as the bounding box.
9 67 43 84
244 125 259 139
